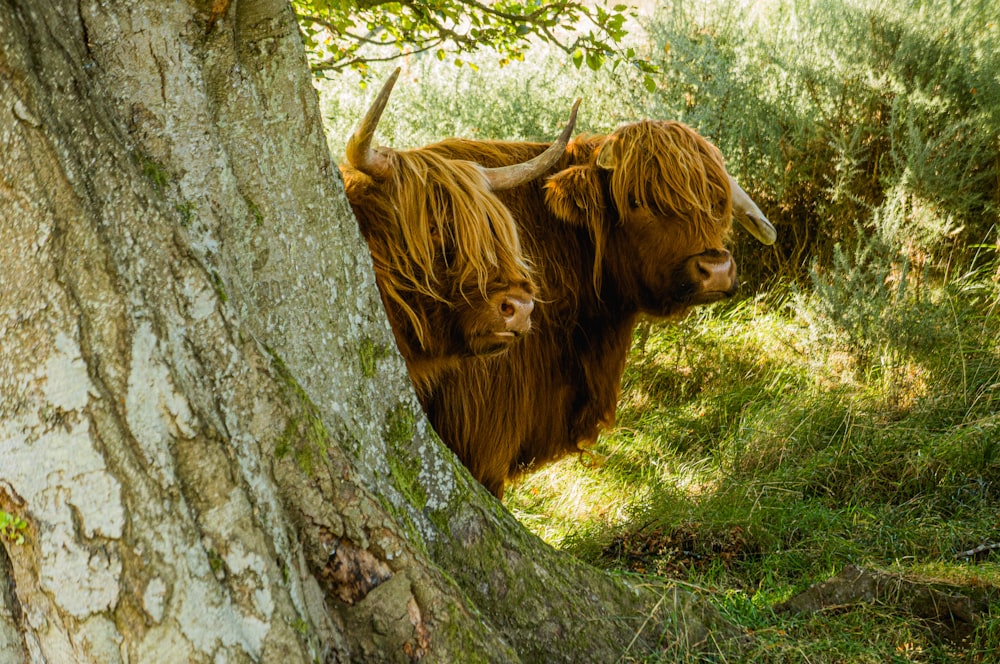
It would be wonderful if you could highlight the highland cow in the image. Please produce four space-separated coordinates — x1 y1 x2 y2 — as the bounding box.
341 69 579 397
422 121 777 497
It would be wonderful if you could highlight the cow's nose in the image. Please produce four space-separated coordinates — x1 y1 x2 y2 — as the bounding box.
694 250 736 293
499 293 534 334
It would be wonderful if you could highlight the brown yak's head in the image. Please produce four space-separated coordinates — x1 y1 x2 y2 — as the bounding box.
545 120 775 318
342 69 580 385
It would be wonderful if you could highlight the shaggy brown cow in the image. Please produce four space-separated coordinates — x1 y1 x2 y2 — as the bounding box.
341 69 579 396
421 121 777 497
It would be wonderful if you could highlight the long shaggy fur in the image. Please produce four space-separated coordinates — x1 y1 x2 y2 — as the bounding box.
421 121 737 497
602 121 732 250
343 149 532 348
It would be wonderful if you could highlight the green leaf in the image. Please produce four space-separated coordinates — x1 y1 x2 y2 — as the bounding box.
607 14 626 36
644 75 657 93
0 510 27 545
571 49 584 69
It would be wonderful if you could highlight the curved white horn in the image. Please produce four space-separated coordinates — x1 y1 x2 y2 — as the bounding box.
481 98 582 191
345 68 400 180
729 176 777 245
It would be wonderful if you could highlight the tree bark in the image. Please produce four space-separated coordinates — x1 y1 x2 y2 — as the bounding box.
0 1 739 661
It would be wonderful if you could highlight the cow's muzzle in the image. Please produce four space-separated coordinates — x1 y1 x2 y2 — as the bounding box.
685 249 738 302
494 288 534 337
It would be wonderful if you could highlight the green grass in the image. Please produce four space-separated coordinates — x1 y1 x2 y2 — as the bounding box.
506 273 1000 662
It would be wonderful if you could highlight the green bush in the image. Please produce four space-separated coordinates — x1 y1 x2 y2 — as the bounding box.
641 0 1000 283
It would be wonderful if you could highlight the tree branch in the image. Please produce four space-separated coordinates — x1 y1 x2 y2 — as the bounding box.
293 0 640 80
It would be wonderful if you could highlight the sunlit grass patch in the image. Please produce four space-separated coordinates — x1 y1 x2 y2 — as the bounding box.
505 274 1000 658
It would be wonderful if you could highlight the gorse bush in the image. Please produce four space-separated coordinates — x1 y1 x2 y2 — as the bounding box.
796 223 958 372
640 0 1000 283
798 225 909 361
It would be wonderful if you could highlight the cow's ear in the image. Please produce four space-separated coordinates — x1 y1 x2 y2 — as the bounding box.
544 165 604 228
595 136 618 171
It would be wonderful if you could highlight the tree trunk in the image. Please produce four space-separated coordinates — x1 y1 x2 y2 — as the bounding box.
0 1 739 661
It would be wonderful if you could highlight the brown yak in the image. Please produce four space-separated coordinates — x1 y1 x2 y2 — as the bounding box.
421 121 777 497
341 69 580 397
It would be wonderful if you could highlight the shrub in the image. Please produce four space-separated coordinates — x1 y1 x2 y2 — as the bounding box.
641 0 1000 282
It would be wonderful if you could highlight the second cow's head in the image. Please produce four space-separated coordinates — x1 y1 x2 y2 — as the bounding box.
545 120 775 318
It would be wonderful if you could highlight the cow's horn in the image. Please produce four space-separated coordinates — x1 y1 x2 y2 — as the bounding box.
345 68 400 181
729 176 777 245
481 98 581 191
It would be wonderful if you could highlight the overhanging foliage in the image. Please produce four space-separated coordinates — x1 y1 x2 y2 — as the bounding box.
294 0 657 88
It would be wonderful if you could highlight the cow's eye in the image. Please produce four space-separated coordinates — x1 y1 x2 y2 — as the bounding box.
628 197 642 209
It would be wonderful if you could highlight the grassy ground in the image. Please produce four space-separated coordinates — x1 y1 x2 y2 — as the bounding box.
506 273 1000 662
